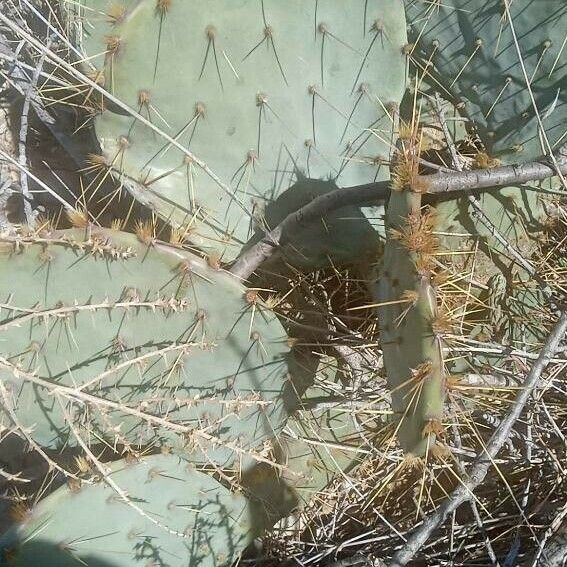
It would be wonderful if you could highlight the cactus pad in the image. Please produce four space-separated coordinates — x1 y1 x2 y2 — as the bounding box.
241 356 365 522
406 0 566 163
69 0 407 261
0 454 256 566
373 184 446 457
0 228 290 468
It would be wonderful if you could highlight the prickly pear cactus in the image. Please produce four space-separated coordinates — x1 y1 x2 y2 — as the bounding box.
369 0 565 455
373 137 446 457
0 454 257 566
405 0 562 290
406 0 565 342
67 0 407 262
406 0 566 163
0 228 291 468
404 0 564 266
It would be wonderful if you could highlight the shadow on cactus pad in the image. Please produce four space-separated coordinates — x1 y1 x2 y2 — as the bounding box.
1 544 119 567
241 176 386 271
241 355 365 527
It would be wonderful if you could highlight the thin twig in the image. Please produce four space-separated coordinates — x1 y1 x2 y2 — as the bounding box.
0 147 77 211
389 311 567 566
0 175 12 231
17 46 48 224
466 198 539 275
433 92 465 172
530 498 567 565
17 0 90 65
0 466 30 484
59 400 189 539
327 555 384 567
446 336 566 364
0 380 82 481
449 401 501 566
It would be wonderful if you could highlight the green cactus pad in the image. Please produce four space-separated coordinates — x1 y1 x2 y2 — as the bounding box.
372 190 445 457
0 454 256 566
69 0 407 261
406 0 566 163
434 183 548 269
0 228 290 468
281 400 364 502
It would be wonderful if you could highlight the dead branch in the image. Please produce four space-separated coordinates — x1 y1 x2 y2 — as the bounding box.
0 30 85 167
422 144 567 194
231 143 566 280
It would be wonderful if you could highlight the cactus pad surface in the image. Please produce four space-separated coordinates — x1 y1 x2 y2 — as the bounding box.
0 454 255 566
0 228 290 467
69 0 407 261
406 0 566 163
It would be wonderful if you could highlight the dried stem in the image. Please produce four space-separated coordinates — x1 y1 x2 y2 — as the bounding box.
231 144 566 279
17 45 49 224
0 30 85 167
422 144 567 194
